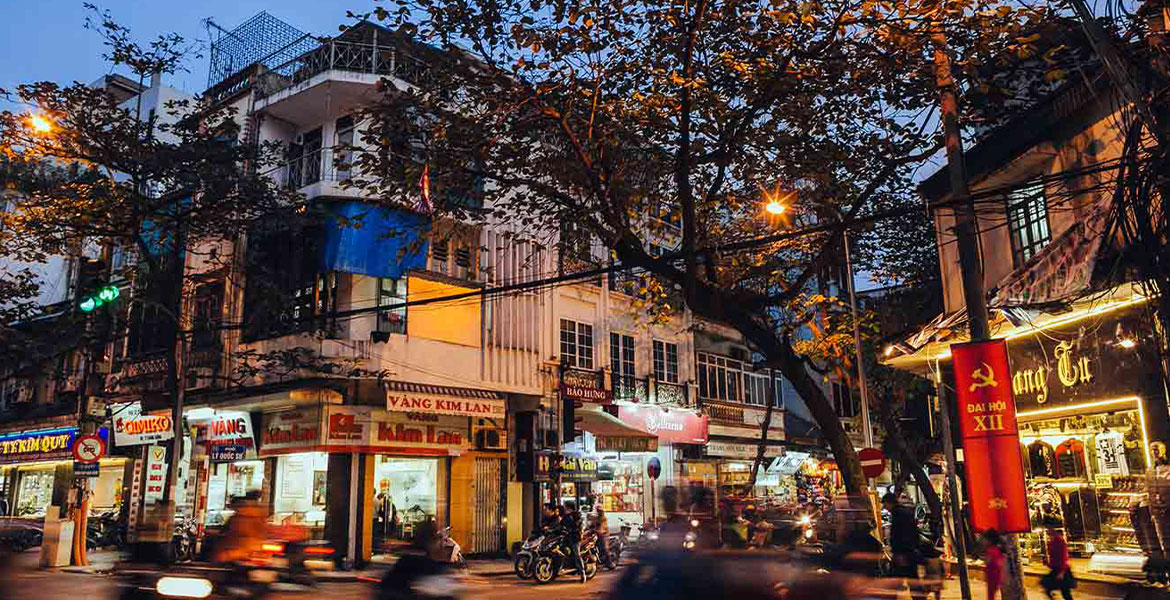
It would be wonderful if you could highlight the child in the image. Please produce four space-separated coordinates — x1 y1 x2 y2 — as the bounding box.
982 530 1006 600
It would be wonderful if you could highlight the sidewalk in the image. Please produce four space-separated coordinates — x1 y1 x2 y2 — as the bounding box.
316 556 516 583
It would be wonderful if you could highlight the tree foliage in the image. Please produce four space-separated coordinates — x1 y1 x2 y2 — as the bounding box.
349 0 1053 492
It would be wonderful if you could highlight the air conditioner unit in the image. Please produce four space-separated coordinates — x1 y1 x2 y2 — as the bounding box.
476 428 508 451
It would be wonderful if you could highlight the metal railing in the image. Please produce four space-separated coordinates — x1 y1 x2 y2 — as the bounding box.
613 375 648 403
255 39 432 99
271 147 357 190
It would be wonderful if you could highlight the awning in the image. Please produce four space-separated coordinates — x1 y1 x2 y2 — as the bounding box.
578 407 659 452
384 381 505 399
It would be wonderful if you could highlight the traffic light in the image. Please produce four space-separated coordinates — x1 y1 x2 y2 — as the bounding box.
76 258 119 312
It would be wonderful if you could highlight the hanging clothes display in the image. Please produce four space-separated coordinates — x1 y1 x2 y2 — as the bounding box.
1055 438 1087 479
1095 429 1129 476
1029 440 1057 478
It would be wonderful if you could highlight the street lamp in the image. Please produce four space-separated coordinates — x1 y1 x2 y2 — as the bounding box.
28 114 53 134
762 188 793 215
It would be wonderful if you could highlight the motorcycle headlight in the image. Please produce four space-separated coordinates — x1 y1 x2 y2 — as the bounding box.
804 528 815 539
799 515 812 526
648 532 659 541
690 519 700 528
684 532 697 542
156 577 213 599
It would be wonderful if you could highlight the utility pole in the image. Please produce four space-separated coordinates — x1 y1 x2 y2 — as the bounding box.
931 20 1027 600
842 228 873 449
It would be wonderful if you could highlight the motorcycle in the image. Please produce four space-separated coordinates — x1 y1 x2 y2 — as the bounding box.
374 553 466 600
87 510 127 550
117 563 276 600
531 528 599 584
602 525 628 570
431 526 466 570
171 517 198 563
513 531 544 579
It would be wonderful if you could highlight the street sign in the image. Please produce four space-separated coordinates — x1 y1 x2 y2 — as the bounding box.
858 447 886 479
209 444 248 462
72 434 106 463
647 457 662 480
73 461 100 478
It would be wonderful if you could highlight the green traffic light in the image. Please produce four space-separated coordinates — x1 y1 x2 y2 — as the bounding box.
98 285 120 302
79 297 97 312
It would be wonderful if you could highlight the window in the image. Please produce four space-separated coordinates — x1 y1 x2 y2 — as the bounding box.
378 277 407 334
1007 183 1051 265
191 282 225 350
833 381 857 418
653 340 679 383
610 333 635 380
560 319 594 369
697 352 746 403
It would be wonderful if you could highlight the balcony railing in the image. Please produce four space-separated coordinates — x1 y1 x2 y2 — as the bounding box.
271 147 356 190
613 375 648 403
654 381 689 406
255 39 432 100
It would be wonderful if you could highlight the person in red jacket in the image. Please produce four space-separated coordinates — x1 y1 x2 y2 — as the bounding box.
982 530 1005 600
1042 526 1075 600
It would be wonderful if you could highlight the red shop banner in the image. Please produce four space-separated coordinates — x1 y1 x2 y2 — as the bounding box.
951 339 1029 533
615 405 708 445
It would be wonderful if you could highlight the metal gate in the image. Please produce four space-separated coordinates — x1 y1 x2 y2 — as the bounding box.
471 457 506 554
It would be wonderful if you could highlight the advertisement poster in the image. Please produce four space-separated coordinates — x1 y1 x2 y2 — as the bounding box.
952 339 1030 533
144 444 169 505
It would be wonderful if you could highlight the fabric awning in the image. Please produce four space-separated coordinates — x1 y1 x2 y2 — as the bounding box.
578 407 659 452
384 381 505 399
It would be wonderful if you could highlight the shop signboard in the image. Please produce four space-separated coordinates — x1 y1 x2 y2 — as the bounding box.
615 405 708 444
1006 304 1157 412
144 444 169 505
386 391 506 418
204 411 255 444
209 444 249 462
325 406 470 454
705 441 784 459
260 408 323 456
534 451 599 482
560 384 613 405
111 402 174 447
952 339 1029 533
595 435 657 452
0 426 96 465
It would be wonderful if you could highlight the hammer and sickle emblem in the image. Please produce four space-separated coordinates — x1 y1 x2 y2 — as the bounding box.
969 362 998 392
989 497 1009 510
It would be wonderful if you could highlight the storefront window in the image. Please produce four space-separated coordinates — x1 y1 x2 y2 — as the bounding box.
272 452 328 527
373 457 438 547
204 460 265 526
91 462 125 513
15 468 54 517
1020 407 1147 558
596 460 644 515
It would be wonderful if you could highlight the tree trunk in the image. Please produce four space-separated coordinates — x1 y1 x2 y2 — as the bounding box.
747 371 777 489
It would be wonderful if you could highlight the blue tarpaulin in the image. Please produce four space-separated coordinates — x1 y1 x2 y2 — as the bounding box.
320 201 429 279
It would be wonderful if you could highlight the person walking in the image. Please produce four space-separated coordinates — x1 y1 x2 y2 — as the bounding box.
884 492 921 580
592 507 611 567
1042 525 1076 600
982 530 1006 600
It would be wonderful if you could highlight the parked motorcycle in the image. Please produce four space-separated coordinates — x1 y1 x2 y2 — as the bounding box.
513 531 544 579
87 510 127 550
431 526 466 570
602 525 628 570
531 528 599 584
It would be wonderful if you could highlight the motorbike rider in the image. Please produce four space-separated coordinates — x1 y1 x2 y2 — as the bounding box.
210 491 269 564
562 503 587 583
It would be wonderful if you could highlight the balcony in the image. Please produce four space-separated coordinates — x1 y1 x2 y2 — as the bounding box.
653 380 689 406
702 401 746 425
269 147 363 200
613 375 648 403
253 39 432 125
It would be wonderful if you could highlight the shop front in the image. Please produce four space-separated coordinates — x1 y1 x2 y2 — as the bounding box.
0 426 122 519
704 441 787 502
534 450 600 512
1002 304 1165 573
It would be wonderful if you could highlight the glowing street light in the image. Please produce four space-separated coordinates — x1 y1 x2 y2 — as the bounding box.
762 187 792 215
28 114 53 133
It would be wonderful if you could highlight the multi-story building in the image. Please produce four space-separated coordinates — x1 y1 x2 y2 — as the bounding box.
885 69 1169 572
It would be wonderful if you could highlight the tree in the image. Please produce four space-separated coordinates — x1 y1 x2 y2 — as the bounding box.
0 7 298 507
348 0 1047 495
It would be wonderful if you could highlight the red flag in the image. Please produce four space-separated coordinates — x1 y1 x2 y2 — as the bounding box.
416 164 433 214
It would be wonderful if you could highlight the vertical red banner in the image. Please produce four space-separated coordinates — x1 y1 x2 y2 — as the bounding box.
951 339 1030 533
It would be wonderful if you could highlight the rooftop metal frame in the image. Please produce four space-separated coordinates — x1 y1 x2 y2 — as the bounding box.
204 11 319 90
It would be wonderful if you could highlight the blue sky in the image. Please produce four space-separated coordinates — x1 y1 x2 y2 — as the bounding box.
0 1 378 98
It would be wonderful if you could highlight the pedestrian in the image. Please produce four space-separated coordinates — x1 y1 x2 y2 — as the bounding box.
0 491 8 517
562 503 587 583
982 530 1006 600
1041 524 1076 600
883 492 921 580
592 507 611 566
